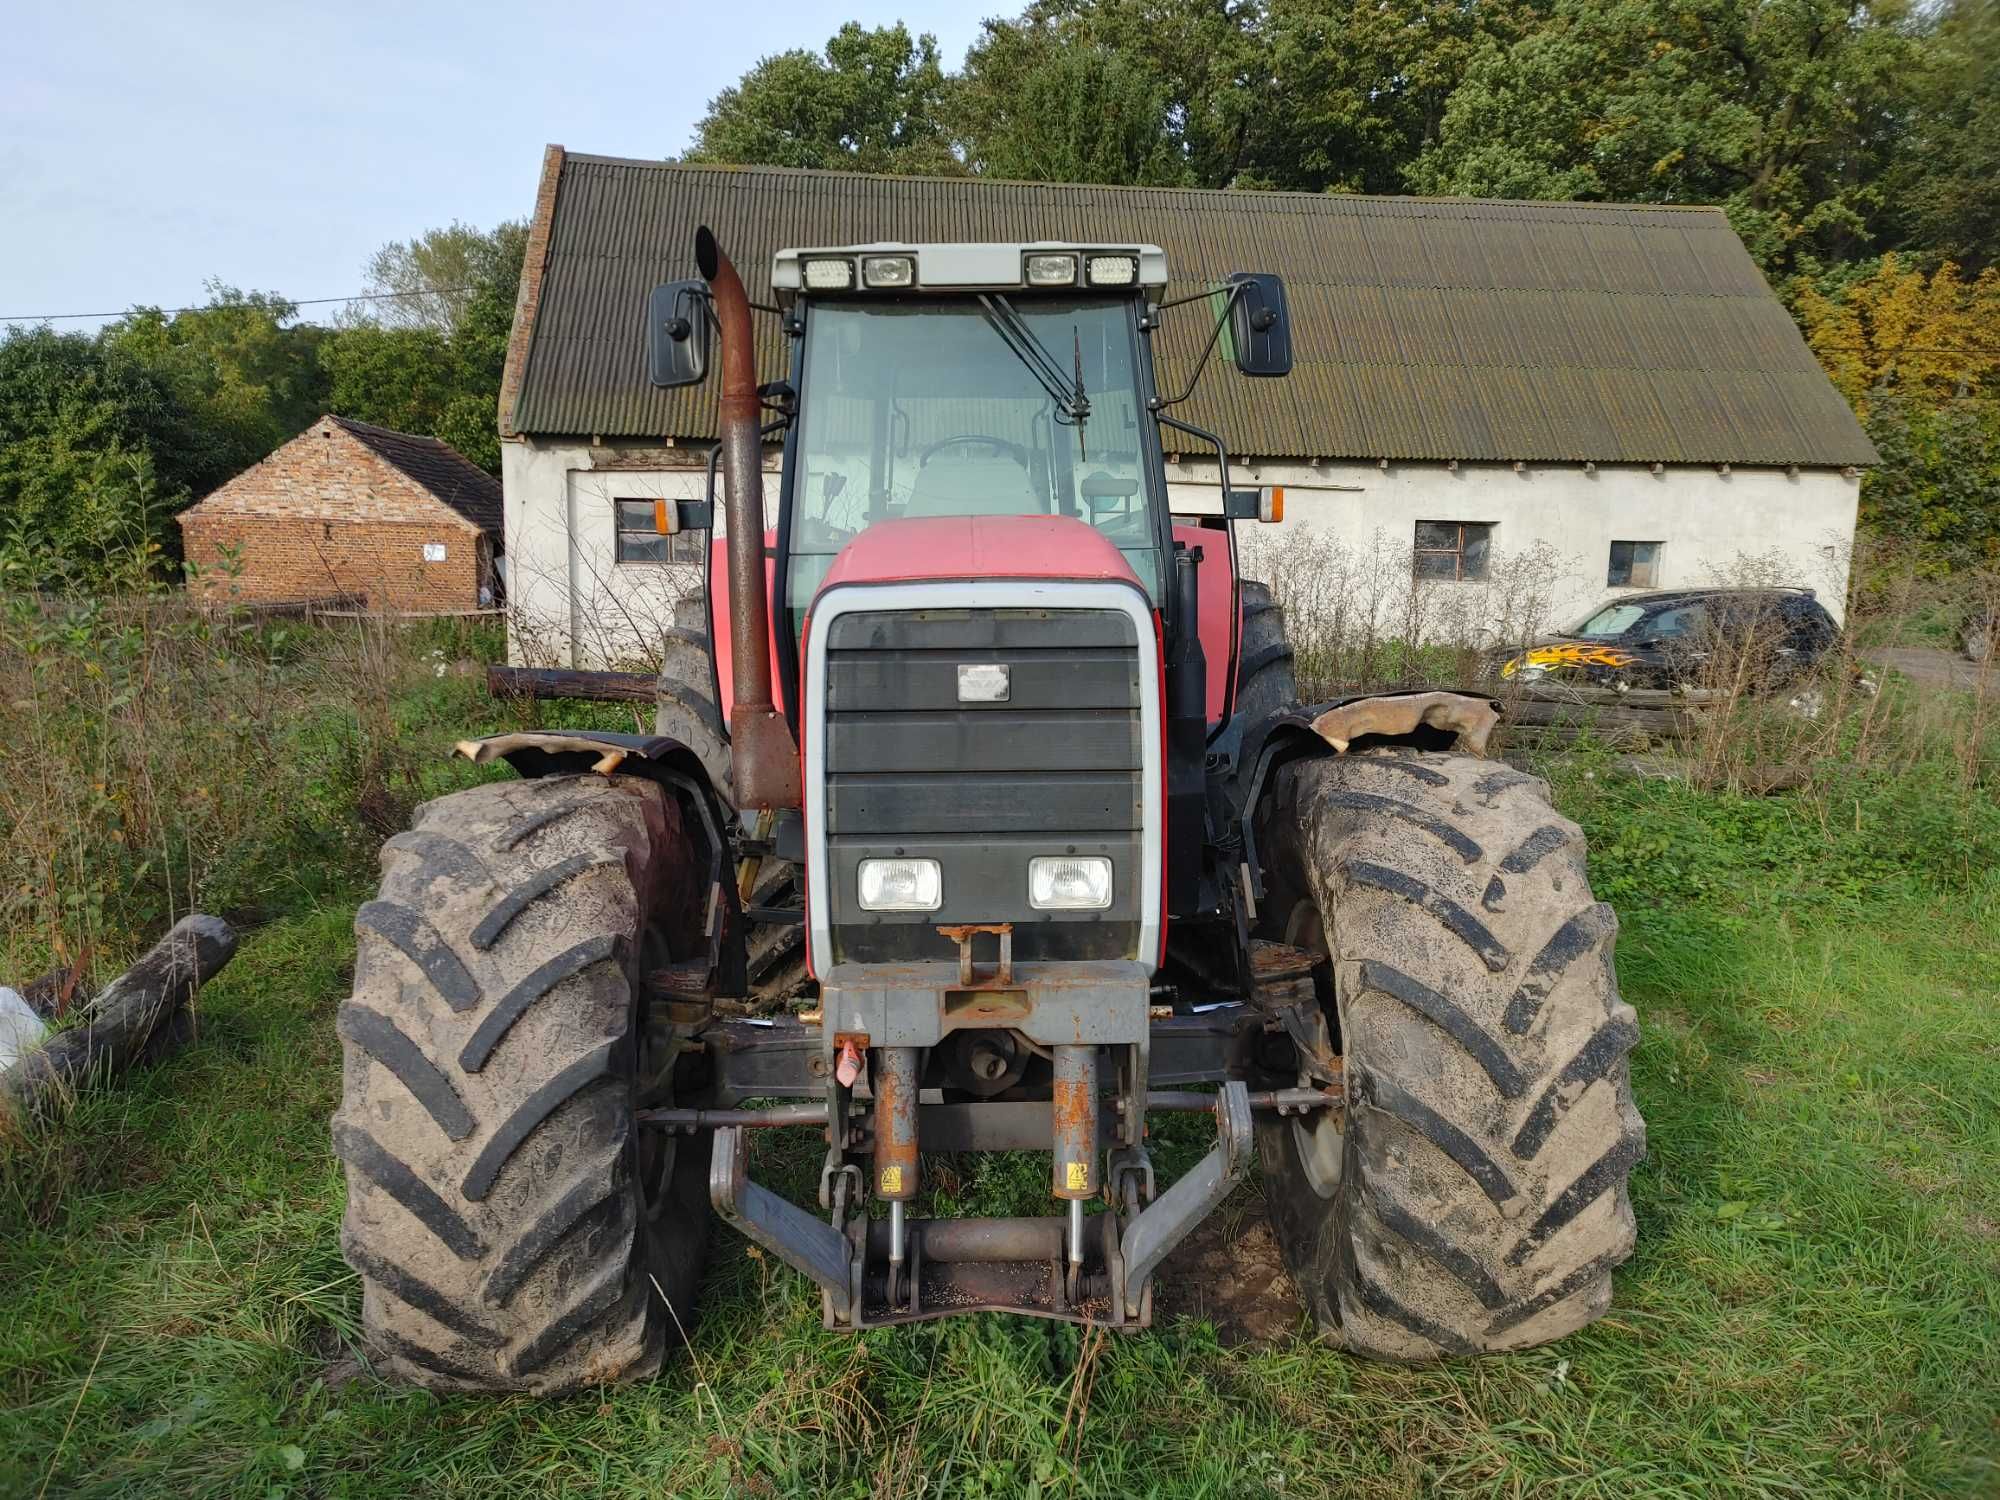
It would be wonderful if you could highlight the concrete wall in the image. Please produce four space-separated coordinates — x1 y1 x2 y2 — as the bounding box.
504 439 1860 664
1168 458 1860 630
503 438 781 667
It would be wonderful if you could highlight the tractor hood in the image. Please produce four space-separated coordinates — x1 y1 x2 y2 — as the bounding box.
813 515 1144 597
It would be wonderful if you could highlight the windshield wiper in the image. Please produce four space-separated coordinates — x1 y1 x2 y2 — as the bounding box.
977 294 1090 429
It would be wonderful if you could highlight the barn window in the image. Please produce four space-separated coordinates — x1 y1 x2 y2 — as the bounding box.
615 499 706 564
1607 540 1661 587
1413 521 1492 581
422 542 447 563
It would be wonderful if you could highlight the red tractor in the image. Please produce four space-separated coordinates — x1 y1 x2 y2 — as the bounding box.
334 230 1643 1391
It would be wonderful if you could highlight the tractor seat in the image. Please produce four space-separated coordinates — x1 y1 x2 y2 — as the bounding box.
903 455 1044 518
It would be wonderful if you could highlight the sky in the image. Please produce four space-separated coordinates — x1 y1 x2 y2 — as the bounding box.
1 0 992 330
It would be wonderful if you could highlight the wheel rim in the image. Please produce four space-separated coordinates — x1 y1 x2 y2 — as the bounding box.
1282 900 1345 1199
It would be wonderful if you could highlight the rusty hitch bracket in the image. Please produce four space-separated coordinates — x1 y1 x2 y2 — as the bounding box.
1119 1080 1255 1318
709 1124 854 1321
937 922 1013 987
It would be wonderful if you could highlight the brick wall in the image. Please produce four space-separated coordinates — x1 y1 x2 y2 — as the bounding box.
181 514 487 608
179 419 490 608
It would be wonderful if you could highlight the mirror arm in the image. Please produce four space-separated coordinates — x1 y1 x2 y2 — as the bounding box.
702 416 793 509
1150 282 1248 412
1156 412 1234 505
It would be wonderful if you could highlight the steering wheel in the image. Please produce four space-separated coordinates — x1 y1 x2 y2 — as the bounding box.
919 434 1031 470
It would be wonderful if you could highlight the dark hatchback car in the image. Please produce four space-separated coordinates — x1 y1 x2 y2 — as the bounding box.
1498 587 1840 691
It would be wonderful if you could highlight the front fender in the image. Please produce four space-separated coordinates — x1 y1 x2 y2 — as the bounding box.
453 729 744 994
1225 688 1502 910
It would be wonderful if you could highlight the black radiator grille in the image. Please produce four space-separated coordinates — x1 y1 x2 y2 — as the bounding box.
822 606 1144 964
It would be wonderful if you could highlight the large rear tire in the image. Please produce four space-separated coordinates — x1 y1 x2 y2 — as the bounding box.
1256 751 1644 1360
334 774 711 1393
1234 579 1299 725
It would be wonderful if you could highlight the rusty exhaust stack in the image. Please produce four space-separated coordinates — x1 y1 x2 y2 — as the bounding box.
697 226 801 809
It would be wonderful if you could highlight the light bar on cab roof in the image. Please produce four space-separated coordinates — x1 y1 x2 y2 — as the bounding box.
770 243 1171 297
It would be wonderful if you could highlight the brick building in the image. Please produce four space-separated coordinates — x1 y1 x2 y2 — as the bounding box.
178 416 503 610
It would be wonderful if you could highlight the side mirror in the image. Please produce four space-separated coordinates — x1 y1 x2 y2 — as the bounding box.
646 279 711 389
1227 273 1292 378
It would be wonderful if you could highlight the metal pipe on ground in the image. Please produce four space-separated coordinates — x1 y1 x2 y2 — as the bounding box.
863 1216 1069 1264
695 226 801 810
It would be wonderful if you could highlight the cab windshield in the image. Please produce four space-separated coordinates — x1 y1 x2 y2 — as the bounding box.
787 296 1161 610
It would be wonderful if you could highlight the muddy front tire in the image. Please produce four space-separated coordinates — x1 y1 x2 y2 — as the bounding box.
1256 751 1644 1360
333 774 711 1393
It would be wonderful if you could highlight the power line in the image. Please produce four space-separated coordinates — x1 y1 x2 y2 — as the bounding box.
1 285 478 323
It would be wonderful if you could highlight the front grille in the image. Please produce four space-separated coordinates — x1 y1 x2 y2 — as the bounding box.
822 606 1143 964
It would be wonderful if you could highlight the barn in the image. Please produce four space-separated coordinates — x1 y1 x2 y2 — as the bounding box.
178 415 502 611
496 148 1875 668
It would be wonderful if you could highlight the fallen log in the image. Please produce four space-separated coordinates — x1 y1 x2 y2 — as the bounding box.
1 915 238 1123
487 665 658 704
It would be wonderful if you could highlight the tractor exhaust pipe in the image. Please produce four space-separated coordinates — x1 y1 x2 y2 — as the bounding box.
696 226 802 810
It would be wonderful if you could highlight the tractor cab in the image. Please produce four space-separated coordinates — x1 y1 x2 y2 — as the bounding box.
773 244 1176 614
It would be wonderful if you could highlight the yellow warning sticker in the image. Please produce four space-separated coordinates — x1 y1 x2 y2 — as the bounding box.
1066 1161 1088 1191
881 1165 903 1194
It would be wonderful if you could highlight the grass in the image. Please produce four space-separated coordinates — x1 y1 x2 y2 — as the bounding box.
2 610 1998 1496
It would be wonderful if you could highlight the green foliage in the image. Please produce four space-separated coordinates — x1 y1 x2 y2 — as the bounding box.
98 285 331 481
0 328 228 588
954 26 1185 185
960 0 1267 189
1890 0 2000 272
359 220 528 335
1253 0 1540 194
1861 395 2000 570
687 23 960 175
321 221 522 473
1408 0 1923 274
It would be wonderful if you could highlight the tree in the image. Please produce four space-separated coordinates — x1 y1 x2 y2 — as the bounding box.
1860 395 2000 569
686 24 960 175
1409 0 1925 274
321 217 524 472
0 329 203 586
1793 254 2000 415
960 0 1270 188
1890 0 2000 271
954 25 1185 185
1254 0 1539 194
99 284 330 481
358 221 529 335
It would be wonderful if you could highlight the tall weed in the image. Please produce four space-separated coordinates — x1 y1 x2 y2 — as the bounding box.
0 592 506 989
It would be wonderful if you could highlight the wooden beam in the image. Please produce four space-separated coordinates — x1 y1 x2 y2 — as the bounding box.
2 916 237 1122
487 665 658 703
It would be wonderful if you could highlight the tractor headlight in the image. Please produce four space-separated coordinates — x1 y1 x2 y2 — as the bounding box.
1028 856 1113 910
858 857 942 912
1025 253 1078 287
1086 254 1138 287
803 257 856 290
861 254 915 288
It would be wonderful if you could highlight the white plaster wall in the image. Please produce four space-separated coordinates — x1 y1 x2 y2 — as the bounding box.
503 439 781 667
507 439 1863 664
1168 459 1860 631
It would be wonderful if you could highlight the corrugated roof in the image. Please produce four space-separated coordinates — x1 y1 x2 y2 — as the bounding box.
332 417 505 536
506 154 1875 468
